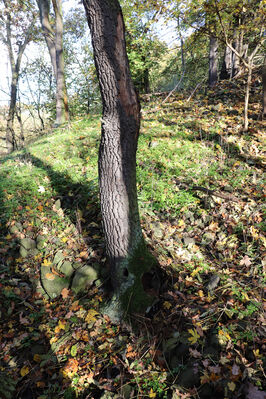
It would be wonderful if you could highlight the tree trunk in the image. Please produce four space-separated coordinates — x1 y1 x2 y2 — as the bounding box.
220 45 232 80
36 0 57 75
208 35 218 87
52 0 69 125
82 0 157 320
262 56 266 119
244 66 252 131
232 30 241 77
143 64 150 94
177 16 185 75
3 6 33 152
6 74 18 152
37 0 69 125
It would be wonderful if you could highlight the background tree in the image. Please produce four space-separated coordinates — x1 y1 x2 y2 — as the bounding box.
121 0 167 94
0 0 37 152
82 0 158 320
36 0 69 125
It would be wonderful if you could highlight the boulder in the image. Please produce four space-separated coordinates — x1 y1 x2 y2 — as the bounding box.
60 261 75 277
20 237 36 250
41 267 70 299
71 265 98 294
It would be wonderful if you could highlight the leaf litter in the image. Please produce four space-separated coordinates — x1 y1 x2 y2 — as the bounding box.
0 81 265 398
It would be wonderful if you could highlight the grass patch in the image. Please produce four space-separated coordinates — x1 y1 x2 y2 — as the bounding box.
0 84 265 398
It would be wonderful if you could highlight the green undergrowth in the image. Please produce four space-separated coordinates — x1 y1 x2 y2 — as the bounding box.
0 83 265 399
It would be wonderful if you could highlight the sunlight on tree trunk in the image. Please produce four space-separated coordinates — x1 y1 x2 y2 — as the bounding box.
82 0 158 321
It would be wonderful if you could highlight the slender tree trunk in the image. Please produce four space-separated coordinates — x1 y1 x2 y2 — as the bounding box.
3 6 33 152
262 56 266 119
244 66 252 131
232 30 241 77
52 0 69 125
36 0 57 75
37 0 69 125
6 74 18 151
82 0 157 320
208 35 218 87
220 45 232 80
143 64 150 93
177 16 185 75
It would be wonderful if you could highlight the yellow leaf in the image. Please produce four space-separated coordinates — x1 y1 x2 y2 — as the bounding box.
61 237 68 243
42 259 52 267
33 354 41 363
50 336 58 344
20 365 30 377
85 309 99 324
163 301 172 309
188 328 200 344
198 290 204 298
228 381 236 391
149 389 156 398
191 267 201 277
5 234 12 240
58 320 66 330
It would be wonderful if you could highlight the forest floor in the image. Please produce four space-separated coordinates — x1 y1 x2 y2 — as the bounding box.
0 78 265 399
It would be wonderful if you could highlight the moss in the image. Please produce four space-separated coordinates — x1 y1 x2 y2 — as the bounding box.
117 239 158 317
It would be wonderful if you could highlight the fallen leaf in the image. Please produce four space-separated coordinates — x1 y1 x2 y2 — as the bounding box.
188 328 200 344
45 273 55 280
228 381 236 392
20 365 30 377
61 287 69 299
245 383 266 399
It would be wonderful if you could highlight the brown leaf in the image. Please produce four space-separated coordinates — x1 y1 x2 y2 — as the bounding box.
45 273 55 280
61 287 69 299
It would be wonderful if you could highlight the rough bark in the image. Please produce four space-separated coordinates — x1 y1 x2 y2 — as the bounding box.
36 0 57 75
208 35 218 87
262 56 266 119
82 0 157 320
3 5 33 152
244 66 252 131
37 0 69 125
220 45 232 80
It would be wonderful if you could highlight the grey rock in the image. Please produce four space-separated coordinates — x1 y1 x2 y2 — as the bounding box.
20 247 28 258
60 261 74 277
10 222 23 233
54 199 61 210
183 237 195 246
207 274 220 291
41 267 70 299
36 236 46 250
53 251 64 265
20 237 36 250
71 265 98 294
30 249 39 257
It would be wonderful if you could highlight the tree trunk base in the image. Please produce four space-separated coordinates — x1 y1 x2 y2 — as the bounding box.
103 242 160 322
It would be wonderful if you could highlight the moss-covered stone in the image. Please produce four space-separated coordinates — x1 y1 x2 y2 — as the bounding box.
41 266 70 299
53 251 64 265
20 237 36 250
71 265 99 294
20 246 28 258
60 261 75 277
36 236 46 250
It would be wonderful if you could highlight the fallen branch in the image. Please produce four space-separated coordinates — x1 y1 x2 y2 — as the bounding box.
174 179 239 202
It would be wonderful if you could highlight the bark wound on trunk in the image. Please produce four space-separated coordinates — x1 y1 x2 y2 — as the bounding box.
83 0 157 320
